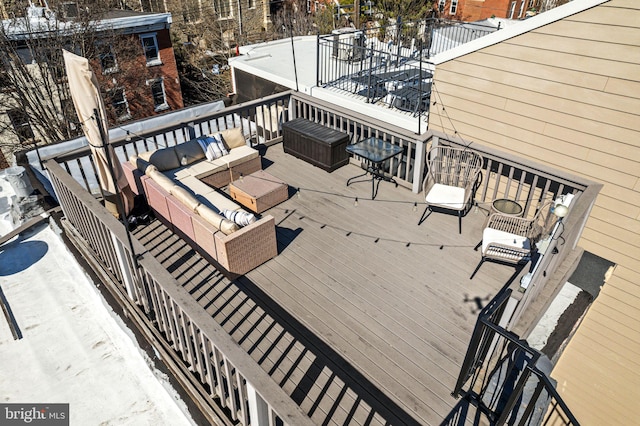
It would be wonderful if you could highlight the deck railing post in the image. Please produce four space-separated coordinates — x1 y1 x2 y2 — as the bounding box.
247 381 270 426
110 230 136 301
413 137 426 193
186 121 196 140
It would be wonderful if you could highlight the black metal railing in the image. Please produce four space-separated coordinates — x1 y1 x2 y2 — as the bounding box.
453 289 580 425
317 18 498 111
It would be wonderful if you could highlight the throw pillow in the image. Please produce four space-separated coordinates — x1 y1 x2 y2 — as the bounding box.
222 209 256 227
212 134 229 157
219 127 246 149
197 135 229 161
196 136 215 161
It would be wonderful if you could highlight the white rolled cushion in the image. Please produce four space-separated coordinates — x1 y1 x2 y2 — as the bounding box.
425 183 466 210
222 209 256 227
195 204 239 235
482 228 528 255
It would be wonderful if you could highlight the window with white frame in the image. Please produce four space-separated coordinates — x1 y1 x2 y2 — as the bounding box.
438 0 445 13
140 33 161 66
509 1 516 18
148 78 168 111
518 0 526 17
108 88 130 120
7 108 35 142
214 0 232 18
97 43 117 74
450 0 457 15
141 0 165 12
248 0 256 9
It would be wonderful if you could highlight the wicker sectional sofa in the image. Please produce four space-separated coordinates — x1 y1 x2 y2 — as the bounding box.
122 127 277 276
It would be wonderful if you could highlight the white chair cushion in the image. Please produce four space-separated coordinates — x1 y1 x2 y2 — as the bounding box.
426 183 466 210
482 228 528 255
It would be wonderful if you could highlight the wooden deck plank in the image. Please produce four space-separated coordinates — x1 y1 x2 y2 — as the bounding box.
132 143 510 425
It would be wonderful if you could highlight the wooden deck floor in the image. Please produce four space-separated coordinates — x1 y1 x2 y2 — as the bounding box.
133 143 515 425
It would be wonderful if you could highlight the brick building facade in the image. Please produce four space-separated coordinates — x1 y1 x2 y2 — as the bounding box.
437 0 542 21
1 8 183 165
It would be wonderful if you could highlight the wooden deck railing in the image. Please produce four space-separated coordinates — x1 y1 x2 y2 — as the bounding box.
45 158 313 426
41 91 600 425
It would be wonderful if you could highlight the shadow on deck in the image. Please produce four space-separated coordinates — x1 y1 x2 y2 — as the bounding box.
133 143 508 425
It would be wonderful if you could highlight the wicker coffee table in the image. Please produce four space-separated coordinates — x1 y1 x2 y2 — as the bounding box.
229 170 288 213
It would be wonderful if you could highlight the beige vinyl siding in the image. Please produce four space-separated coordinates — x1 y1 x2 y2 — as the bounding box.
429 1 640 423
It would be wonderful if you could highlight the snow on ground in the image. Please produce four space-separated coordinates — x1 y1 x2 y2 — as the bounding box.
0 174 196 425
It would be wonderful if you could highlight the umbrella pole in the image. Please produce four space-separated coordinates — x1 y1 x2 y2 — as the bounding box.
94 109 140 270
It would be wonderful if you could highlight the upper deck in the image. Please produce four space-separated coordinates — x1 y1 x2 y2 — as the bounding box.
132 141 511 425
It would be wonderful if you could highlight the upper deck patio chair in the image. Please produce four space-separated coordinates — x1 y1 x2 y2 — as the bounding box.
418 145 483 233
470 202 556 279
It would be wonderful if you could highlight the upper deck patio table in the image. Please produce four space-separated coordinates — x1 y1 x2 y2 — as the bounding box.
346 137 404 199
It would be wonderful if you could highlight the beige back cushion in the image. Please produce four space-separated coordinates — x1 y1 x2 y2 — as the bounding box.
140 147 181 171
174 139 205 165
147 168 176 193
219 127 246 150
171 186 201 212
130 155 155 174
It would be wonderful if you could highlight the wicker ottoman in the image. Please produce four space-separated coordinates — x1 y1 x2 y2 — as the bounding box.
229 170 288 214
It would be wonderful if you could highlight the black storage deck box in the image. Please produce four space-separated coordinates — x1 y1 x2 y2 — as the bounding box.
282 118 350 172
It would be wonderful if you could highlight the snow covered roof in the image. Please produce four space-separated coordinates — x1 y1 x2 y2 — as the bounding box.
1 7 171 40
0 172 194 425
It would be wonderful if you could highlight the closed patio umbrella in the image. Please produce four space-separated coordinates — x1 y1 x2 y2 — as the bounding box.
62 49 133 218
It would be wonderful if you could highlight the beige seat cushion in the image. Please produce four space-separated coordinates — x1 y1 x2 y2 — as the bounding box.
164 166 191 181
174 139 205 165
218 127 246 149
186 159 228 179
199 191 243 214
178 176 217 198
218 145 259 168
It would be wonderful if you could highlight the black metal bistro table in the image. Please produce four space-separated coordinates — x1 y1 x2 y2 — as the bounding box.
346 137 404 199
